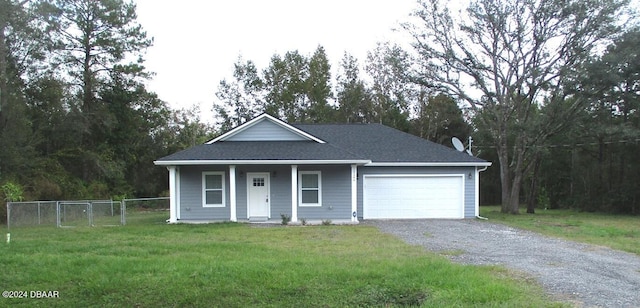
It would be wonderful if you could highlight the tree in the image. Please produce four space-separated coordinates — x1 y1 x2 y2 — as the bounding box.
305 46 335 123
216 47 337 124
335 52 373 123
164 106 214 152
41 0 153 182
365 42 412 130
97 73 172 196
549 28 640 214
0 0 30 117
0 0 43 182
412 93 471 145
43 0 152 112
263 50 309 122
406 0 630 213
214 57 265 131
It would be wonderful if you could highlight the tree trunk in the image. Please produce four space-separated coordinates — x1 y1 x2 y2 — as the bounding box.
509 170 523 214
497 144 511 213
526 158 541 214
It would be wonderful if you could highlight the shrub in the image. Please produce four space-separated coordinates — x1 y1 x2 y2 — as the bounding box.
2 182 24 202
280 214 291 225
1 181 24 225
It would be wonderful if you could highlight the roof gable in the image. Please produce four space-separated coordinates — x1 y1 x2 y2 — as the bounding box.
206 114 325 144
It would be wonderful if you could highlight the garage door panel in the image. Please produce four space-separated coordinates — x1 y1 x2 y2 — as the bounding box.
363 175 463 219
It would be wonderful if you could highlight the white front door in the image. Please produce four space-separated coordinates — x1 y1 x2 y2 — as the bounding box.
247 173 270 218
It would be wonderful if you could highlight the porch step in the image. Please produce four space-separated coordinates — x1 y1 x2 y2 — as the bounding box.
249 216 269 222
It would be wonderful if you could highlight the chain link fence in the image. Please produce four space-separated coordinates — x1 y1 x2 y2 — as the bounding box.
121 197 169 225
6 197 169 230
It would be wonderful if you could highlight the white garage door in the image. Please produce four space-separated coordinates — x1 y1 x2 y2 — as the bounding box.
363 175 464 219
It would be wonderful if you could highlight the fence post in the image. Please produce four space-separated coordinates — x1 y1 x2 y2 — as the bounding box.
37 201 41 225
121 200 126 226
88 202 92 227
6 202 10 232
56 201 60 228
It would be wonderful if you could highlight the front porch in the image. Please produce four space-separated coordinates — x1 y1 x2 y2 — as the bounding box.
165 163 360 224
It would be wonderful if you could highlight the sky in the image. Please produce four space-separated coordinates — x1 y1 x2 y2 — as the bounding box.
134 0 417 118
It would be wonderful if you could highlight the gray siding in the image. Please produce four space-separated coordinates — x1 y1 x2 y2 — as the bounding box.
357 166 477 219
177 164 353 221
179 166 230 220
226 120 307 141
297 165 351 220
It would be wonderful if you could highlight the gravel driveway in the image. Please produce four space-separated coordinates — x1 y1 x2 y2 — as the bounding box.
367 219 640 307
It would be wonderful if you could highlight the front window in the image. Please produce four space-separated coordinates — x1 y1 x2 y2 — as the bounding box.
299 171 321 206
203 172 225 207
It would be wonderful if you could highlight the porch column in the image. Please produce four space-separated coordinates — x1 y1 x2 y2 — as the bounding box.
475 167 480 217
167 166 178 223
291 165 298 223
351 164 358 222
175 167 181 220
229 165 237 222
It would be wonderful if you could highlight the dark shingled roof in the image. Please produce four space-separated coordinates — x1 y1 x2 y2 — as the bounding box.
157 141 366 161
156 122 487 164
294 124 485 163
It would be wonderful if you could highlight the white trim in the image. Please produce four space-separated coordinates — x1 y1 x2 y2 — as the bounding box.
202 171 226 208
246 172 271 218
475 167 480 217
351 164 358 222
176 167 181 220
291 165 298 222
167 166 178 223
362 174 465 219
206 114 326 144
155 160 489 167
155 159 371 166
463 175 467 218
229 165 237 222
365 162 492 167
298 171 322 207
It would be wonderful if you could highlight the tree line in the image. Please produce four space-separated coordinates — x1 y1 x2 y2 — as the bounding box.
0 0 211 209
214 43 470 144
1 0 638 220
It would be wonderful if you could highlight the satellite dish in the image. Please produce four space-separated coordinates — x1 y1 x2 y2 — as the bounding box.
452 137 465 152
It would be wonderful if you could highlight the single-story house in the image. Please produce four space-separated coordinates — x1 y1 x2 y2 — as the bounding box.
154 114 491 223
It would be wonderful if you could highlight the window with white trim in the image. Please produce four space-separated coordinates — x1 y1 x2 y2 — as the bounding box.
203 172 225 207
299 171 321 207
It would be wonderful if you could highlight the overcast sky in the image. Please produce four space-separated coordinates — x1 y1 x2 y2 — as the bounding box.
134 0 417 117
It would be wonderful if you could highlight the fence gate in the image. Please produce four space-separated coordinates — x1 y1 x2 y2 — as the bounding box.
58 202 90 227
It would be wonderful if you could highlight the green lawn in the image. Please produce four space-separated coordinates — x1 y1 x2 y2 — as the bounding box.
0 211 564 307
480 206 640 255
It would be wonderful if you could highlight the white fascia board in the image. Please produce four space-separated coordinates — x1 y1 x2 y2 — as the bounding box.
154 159 371 166
205 114 325 144
365 162 492 167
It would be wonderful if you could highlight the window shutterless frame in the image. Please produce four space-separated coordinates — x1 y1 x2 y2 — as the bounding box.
202 171 225 207
298 171 321 207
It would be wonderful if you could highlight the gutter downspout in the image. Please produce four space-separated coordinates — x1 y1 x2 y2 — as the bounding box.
476 165 490 220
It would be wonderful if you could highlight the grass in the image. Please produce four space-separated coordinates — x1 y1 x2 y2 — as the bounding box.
0 211 566 307
481 206 640 255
